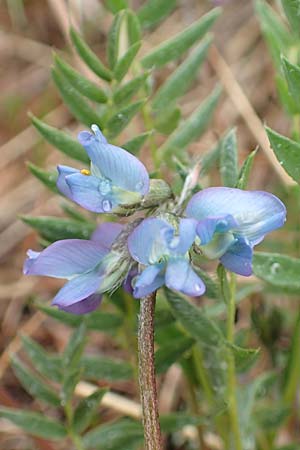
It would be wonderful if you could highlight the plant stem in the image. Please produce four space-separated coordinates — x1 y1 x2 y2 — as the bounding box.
138 292 163 450
226 273 243 450
65 402 85 450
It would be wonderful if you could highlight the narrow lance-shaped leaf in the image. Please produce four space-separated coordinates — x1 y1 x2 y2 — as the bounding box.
52 68 104 128
155 336 194 374
220 128 239 187
21 216 96 242
83 418 143 449
266 126 299 183
154 106 181 135
61 367 81 405
281 57 300 107
114 41 141 82
164 289 225 347
27 163 58 193
107 10 126 69
123 131 152 154
30 115 89 163
159 86 221 162
11 356 61 407
106 99 145 138
21 335 62 383
70 27 112 81
160 413 203 432
141 7 221 68
253 252 300 292
54 54 108 103
73 388 107 434
113 72 148 106
63 322 87 369
104 0 128 14
152 36 212 111
283 311 300 403
127 10 141 45
276 74 300 116
0 407 67 440
236 148 257 189
281 0 300 36
137 0 177 29
81 355 133 381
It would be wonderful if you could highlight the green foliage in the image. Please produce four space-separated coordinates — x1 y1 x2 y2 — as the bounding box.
220 128 238 187
73 388 107 433
236 149 257 189
81 355 133 381
281 0 300 36
106 99 145 138
113 73 148 106
155 336 194 374
83 418 143 449
114 41 141 81
27 162 58 193
137 0 177 29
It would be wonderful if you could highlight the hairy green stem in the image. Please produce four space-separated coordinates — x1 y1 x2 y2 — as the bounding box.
65 402 85 450
138 292 163 450
226 273 243 450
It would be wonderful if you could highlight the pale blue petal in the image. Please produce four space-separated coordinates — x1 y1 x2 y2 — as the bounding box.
165 258 205 297
52 270 103 307
201 232 236 259
23 240 107 278
66 173 116 213
78 125 149 195
196 215 238 245
186 187 286 244
168 218 197 254
57 165 80 198
220 237 253 276
59 293 102 315
128 218 173 265
91 222 124 249
133 263 165 298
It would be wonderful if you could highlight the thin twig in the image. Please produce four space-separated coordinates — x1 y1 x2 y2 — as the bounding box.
138 292 163 450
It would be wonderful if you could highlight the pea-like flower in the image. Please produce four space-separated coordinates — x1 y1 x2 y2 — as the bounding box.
23 223 123 314
57 125 150 213
185 187 286 276
127 217 205 298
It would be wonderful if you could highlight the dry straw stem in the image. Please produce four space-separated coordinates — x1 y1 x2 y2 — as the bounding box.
209 45 294 187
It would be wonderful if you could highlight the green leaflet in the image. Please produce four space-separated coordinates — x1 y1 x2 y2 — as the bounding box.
27 163 58 193
0 408 67 440
266 126 300 183
70 27 112 81
104 0 128 14
114 41 141 82
281 57 300 111
159 86 221 162
21 216 96 242
113 73 148 106
63 322 87 369
155 336 194 374
31 115 89 163
151 36 212 111
281 0 300 36
73 388 107 434
107 10 126 69
123 131 152 154
253 252 300 292
52 68 104 127
154 106 181 135
141 7 221 68
11 356 61 407
236 149 257 189
137 0 177 29
54 54 108 103
160 413 203 432
81 355 133 381
106 99 145 138
220 128 239 187
126 10 142 45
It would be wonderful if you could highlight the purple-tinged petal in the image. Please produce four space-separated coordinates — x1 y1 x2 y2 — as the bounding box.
24 240 108 278
66 172 115 213
128 218 173 265
186 187 286 244
91 222 124 249
57 165 80 199
52 269 103 307
59 293 102 315
168 218 197 254
165 258 205 297
123 266 138 295
78 125 150 195
133 263 165 298
220 237 253 276
196 215 238 246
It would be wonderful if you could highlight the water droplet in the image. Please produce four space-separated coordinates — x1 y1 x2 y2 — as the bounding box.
169 236 180 249
270 262 281 275
102 199 112 212
194 283 202 292
135 181 144 191
99 179 111 195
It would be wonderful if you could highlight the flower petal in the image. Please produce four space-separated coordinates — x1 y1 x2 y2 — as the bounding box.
128 218 173 265
78 125 150 195
196 215 238 245
52 269 103 307
23 240 107 278
220 237 253 276
66 172 115 213
186 187 286 244
57 165 80 199
168 218 197 254
133 263 165 298
201 232 235 259
165 258 205 297
59 293 102 315
91 222 124 249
